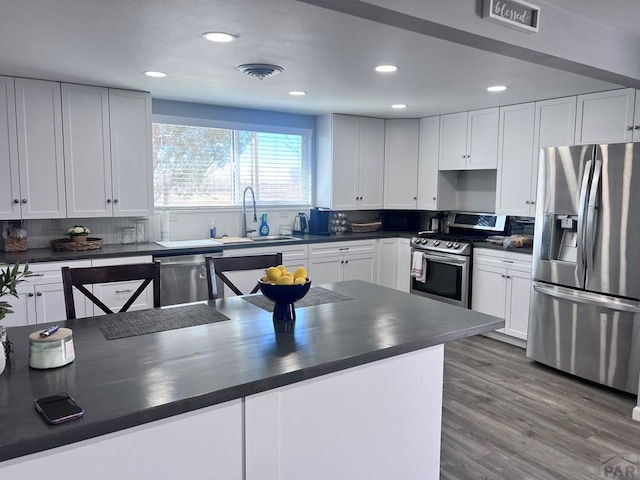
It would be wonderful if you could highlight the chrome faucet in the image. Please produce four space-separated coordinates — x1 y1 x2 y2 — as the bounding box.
242 186 258 237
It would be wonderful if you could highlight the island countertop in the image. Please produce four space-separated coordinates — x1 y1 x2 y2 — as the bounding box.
0 280 503 463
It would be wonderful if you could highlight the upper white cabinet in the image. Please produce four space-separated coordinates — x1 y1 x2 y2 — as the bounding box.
316 114 384 211
15 78 66 219
635 92 640 142
575 88 636 145
495 103 536 216
0 76 19 220
384 119 419 209
417 116 456 211
109 89 154 217
64 87 153 217
439 108 499 170
63 84 113 217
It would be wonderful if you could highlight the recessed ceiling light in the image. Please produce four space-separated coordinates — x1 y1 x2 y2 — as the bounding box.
143 71 167 78
202 32 237 43
392 104 408 109
487 85 508 92
375 65 398 73
289 91 307 96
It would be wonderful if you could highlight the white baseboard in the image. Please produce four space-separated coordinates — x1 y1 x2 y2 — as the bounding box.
633 407 640 422
482 331 526 349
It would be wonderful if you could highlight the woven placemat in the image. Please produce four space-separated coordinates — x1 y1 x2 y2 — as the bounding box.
243 286 352 313
96 303 230 340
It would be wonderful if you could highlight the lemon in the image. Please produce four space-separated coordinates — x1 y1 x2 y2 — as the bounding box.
282 272 294 279
266 267 282 281
294 277 307 285
276 276 294 285
293 267 307 279
260 274 270 283
277 265 288 274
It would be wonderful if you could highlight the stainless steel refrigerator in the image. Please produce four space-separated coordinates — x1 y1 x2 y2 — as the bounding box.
528 143 640 394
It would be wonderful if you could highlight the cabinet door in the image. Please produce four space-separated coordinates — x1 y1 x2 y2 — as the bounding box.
34 283 90 323
467 108 499 170
575 88 635 144
417 116 439 210
439 112 467 170
309 257 343 284
505 269 531 340
384 119 419 209
634 91 640 143
331 115 359 210
0 76 20 220
496 103 535 216
109 89 153 217
376 239 397 289
15 78 66 219
63 84 113 218
92 281 152 314
4 286 33 327
358 117 385 210
471 264 507 332
397 239 411 293
344 254 375 283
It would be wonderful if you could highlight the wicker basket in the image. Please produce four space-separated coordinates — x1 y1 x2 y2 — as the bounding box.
4 237 27 252
50 237 103 252
348 221 382 233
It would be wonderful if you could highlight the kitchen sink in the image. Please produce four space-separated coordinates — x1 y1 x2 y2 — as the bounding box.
248 235 298 242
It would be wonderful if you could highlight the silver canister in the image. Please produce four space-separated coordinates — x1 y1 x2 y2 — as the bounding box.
29 328 75 369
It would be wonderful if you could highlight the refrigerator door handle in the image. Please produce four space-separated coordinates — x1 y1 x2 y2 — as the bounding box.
586 159 602 275
533 282 640 314
576 159 593 282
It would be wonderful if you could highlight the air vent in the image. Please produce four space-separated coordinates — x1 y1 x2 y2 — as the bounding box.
236 63 284 80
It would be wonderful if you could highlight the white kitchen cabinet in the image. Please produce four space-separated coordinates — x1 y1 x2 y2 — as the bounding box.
635 92 640 142
316 114 384 211
91 256 154 314
575 88 636 145
417 116 456 211
14 78 66 219
471 249 532 340
4 286 30 327
439 108 499 171
109 89 154 217
384 119 419 209
397 239 411 293
63 84 113 218
495 103 536 216
309 240 376 284
0 76 20 220
376 239 398 290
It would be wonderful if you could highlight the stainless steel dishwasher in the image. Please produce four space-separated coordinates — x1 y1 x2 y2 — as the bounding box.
157 253 223 306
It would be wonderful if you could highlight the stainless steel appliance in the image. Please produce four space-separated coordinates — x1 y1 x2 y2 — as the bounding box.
158 253 222 306
410 212 507 308
292 212 308 234
528 143 640 394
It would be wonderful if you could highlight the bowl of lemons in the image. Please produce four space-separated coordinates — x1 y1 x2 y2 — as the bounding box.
258 265 311 331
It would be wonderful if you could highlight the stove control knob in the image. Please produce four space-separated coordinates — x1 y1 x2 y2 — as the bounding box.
420 238 427 244
453 243 460 249
412 237 418 243
446 242 453 248
433 240 440 246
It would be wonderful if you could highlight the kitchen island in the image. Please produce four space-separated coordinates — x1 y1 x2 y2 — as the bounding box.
0 280 503 479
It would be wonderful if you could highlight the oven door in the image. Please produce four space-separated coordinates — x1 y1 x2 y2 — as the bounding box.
409 250 469 308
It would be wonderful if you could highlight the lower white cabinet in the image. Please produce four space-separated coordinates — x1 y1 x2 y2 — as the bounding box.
376 238 410 292
309 240 376 285
471 249 532 340
90 256 154 314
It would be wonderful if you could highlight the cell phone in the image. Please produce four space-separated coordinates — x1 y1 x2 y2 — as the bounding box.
34 393 84 425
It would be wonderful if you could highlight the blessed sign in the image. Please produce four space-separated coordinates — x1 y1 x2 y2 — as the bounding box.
483 0 540 33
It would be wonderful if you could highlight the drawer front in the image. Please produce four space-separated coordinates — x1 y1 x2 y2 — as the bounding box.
309 240 376 259
91 256 153 267
223 245 308 263
473 249 531 273
22 260 92 285
93 280 152 313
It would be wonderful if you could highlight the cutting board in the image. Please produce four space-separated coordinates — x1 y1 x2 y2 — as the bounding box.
215 236 253 244
156 239 223 248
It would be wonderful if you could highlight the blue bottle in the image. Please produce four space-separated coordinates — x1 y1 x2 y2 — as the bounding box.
259 213 270 236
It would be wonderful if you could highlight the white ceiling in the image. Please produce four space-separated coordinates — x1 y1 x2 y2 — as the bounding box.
0 0 623 118
540 0 640 36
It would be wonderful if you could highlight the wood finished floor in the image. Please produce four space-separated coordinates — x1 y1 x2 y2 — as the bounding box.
441 336 640 480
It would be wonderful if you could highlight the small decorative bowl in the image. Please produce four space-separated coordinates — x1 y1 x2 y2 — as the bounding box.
258 279 311 333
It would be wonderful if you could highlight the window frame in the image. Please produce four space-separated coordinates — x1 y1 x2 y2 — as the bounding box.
152 114 314 212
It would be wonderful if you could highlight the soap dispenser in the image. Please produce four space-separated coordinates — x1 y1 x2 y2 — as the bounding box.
259 213 270 236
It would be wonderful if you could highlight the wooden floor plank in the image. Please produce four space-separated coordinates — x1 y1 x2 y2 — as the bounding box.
441 336 640 479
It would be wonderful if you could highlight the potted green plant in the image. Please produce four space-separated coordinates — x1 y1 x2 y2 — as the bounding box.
0 262 30 374
66 225 90 244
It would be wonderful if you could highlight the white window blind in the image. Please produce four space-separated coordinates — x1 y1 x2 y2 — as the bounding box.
153 123 312 208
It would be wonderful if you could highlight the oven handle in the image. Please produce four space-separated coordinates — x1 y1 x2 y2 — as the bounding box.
422 254 467 266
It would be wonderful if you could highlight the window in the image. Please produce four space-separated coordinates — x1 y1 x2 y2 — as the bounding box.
153 123 312 208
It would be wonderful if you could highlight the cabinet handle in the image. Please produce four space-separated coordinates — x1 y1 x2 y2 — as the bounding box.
12 199 19 204
26 273 44 277
345 260 349 264
36 292 42 297
339 247 349 251
506 275 512 279
432 197 436 201
501 260 514 263
635 126 640 130
530 200 535 205
21 199 27 204
627 126 634 131
107 199 112 204
340 260 344 264
525 200 530 204
501 274 505 278
28 292 34 297
413 196 417 200
114 199 119 204
115 289 132 294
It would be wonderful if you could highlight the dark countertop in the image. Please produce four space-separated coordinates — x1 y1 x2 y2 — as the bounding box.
0 231 416 264
0 280 503 462
474 241 533 255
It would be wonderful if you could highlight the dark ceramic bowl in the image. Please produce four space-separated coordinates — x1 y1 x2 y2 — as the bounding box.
258 279 311 330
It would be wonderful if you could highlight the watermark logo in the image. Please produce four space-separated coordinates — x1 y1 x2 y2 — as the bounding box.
601 453 638 478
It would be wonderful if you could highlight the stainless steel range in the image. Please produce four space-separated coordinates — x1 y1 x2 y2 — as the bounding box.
409 212 507 308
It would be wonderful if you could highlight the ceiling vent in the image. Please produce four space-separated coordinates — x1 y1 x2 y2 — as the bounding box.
236 63 284 80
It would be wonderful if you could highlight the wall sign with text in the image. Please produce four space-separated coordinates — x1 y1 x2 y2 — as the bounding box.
483 0 540 33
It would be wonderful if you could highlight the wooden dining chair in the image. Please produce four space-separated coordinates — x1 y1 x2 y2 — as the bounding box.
61 261 161 320
206 253 282 300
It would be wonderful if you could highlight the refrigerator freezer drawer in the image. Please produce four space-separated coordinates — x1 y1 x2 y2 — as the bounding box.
527 282 640 394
